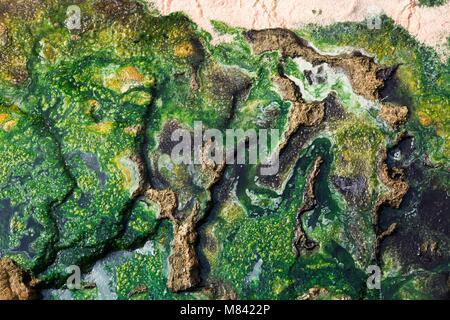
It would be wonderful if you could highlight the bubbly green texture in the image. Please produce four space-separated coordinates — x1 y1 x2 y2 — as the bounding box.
0 1 448 300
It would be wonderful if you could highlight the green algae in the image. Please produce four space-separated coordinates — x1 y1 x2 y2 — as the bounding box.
333 119 383 186
0 0 448 300
296 17 450 166
418 0 448 7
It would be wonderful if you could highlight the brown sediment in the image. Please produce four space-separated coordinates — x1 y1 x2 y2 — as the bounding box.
124 124 144 136
0 258 38 300
298 287 352 300
204 280 238 300
94 0 144 21
374 222 397 259
128 155 146 197
144 188 177 222
379 104 408 127
0 23 8 46
203 63 252 100
373 147 409 260
273 75 325 152
158 120 183 155
199 139 227 189
373 149 409 226
332 54 387 101
419 239 441 257
298 287 329 300
292 156 323 257
144 188 200 292
0 0 44 19
81 282 96 289
127 284 148 298
289 101 325 129
245 28 391 100
272 75 299 102
167 203 201 292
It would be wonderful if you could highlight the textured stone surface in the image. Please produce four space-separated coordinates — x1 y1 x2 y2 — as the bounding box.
0 258 38 300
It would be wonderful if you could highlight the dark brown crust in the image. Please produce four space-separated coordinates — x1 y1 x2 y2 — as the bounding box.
129 154 146 198
379 104 409 127
144 188 177 222
373 147 409 260
93 0 144 21
127 284 148 298
272 75 325 153
373 149 409 226
0 258 38 300
203 280 238 300
167 204 201 292
374 222 397 260
144 188 201 292
245 28 389 100
292 156 323 257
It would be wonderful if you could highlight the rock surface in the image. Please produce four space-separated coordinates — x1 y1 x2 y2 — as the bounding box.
380 104 409 127
0 258 38 300
293 156 323 256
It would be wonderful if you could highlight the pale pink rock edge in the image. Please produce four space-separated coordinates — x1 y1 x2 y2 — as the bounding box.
150 0 449 59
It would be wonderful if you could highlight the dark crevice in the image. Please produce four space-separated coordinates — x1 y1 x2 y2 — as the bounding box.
195 84 253 291
30 114 78 275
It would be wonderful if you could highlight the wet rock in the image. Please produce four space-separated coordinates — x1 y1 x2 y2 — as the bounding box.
144 188 201 292
304 66 327 85
387 135 415 169
245 28 391 100
258 125 319 190
419 188 450 236
323 92 346 122
167 204 200 292
331 175 368 206
203 64 252 101
373 149 409 226
293 156 322 256
381 182 450 273
158 120 184 156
